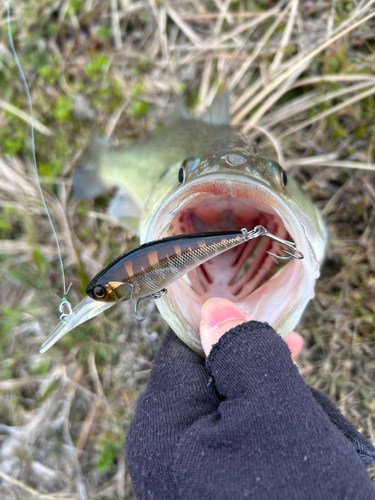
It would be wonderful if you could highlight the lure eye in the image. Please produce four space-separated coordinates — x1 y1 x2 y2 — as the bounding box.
281 170 287 188
178 165 185 184
93 285 107 300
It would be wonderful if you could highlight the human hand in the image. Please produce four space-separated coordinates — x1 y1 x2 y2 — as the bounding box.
126 299 375 500
199 297 303 357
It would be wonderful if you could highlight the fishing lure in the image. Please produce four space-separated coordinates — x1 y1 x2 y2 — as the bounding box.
40 226 302 353
87 225 303 313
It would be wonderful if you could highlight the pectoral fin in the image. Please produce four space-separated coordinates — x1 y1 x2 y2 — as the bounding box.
108 189 142 234
72 136 111 200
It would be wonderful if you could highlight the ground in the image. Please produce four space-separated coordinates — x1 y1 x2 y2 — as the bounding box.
0 0 375 498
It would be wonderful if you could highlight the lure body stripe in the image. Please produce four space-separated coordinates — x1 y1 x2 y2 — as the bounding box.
86 231 246 301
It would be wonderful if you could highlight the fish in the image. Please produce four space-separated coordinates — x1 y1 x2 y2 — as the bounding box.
42 92 326 356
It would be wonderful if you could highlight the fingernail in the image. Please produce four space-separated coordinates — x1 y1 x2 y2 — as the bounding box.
200 298 251 356
203 298 248 328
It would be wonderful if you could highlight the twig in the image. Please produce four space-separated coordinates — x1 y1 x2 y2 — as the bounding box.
251 125 284 164
229 5 289 101
261 80 375 128
165 2 203 47
242 59 309 133
284 158 375 172
269 0 299 74
0 98 53 136
213 0 233 38
88 351 115 420
62 368 88 500
182 11 267 20
277 86 375 140
111 0 122 49
0 470 76 500
76 403 97 459
105 100 129 139
0 376 43 389
218 6 280 47
231 8 375 126
116 444 126 498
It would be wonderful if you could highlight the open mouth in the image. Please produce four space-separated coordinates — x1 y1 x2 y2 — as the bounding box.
146 174 311 348
168 193 289 302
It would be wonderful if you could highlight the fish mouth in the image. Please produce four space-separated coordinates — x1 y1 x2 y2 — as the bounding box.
168 194 291 301
145 174 318 354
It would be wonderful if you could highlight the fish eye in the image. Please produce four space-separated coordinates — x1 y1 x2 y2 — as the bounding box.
178 165 186 184
281 170 287 188
93 285 107 300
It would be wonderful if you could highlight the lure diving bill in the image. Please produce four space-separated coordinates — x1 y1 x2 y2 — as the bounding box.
39 226 303 353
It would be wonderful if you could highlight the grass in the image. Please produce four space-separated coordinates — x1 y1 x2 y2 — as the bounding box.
0 0 375 497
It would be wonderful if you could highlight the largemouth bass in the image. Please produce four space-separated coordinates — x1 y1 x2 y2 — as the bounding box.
43 93 326 356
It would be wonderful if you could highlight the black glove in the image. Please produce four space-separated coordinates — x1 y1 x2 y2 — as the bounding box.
126 322 375 500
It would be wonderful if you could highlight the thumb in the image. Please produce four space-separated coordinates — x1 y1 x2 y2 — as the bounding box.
199 298 252 357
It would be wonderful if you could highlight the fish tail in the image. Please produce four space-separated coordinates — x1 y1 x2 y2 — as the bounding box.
72 135 111 200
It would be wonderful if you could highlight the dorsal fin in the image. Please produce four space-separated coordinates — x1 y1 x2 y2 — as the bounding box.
199 89 229 126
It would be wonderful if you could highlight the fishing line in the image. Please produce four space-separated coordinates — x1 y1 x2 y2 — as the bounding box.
7 0 72 321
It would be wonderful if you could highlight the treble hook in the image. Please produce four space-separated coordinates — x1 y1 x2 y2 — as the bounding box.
135 288 168 322
254 225 304 260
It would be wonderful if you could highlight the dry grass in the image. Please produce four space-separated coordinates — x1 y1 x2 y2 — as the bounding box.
0 0 375 497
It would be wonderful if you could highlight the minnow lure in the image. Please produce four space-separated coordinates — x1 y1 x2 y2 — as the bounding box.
39 226 302 353
86 226 303 309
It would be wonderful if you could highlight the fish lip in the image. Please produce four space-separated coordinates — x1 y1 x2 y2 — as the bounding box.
143 173 316 275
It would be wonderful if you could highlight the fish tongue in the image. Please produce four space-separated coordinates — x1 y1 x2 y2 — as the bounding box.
192 207 220 227
191 210 239 232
